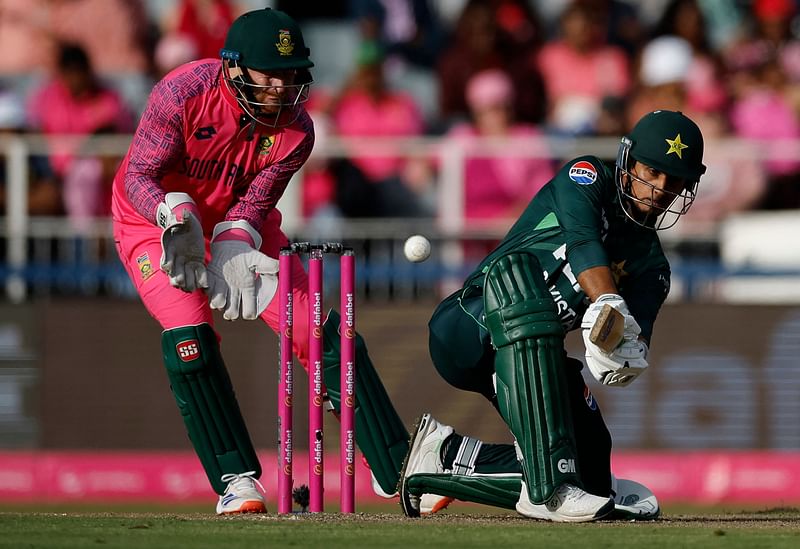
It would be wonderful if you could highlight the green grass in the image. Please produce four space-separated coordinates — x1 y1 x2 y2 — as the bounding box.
0 507 798 549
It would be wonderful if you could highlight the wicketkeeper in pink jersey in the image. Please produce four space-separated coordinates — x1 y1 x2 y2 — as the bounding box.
112 8 411 514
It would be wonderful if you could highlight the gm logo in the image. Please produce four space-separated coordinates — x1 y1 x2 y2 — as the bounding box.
557 459 576 473
194 126 217 140
176 340 200 361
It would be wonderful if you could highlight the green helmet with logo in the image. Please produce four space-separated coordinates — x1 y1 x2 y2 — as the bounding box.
221 8 313 72
220 8 313 127
615 110 707 230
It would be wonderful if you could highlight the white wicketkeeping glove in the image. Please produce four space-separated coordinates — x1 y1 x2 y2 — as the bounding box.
206 220 279 321
156 192 208 292
581 294 648 387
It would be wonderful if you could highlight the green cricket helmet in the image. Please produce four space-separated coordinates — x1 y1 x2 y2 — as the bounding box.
615 110 707 230
220 8 313 127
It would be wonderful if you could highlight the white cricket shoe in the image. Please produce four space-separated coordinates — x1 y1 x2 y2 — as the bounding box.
398 413 454 517
610 475 660 520
215 471 267 515
516 481 614 522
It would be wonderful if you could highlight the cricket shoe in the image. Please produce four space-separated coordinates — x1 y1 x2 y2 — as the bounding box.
215 471 267 515
398 413 454 517
516 481 614 522
609 475 660 520
369 458 454 513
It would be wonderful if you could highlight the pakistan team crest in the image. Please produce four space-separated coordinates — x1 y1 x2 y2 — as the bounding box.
276 29 294 56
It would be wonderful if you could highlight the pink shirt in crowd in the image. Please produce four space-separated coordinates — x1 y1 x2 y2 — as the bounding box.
332 89 423 182
447 124 554 220
28 79 131 176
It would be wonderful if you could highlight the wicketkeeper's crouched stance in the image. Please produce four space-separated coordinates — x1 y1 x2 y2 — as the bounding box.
398 110 707 521
111 8 415 514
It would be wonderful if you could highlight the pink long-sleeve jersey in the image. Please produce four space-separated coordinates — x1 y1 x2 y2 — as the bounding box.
111 59 314 235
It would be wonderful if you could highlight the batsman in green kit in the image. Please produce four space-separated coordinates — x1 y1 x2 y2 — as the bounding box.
399 110 707 521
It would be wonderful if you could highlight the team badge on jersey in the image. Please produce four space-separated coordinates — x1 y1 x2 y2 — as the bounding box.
136 252 155 282
568 161 597 185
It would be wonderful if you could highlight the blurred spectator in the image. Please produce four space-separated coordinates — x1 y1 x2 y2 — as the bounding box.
627 35 768 232
27 43 133 232
650 0 728 114
534 1 631 135
0 89 62 216
582 0 645 56
153 32 199 78
0 0 153 76
436 0 547 127
446 69 554 222
728 56 800 209
159 0 236 61
350 0 446 70
330 41 431 217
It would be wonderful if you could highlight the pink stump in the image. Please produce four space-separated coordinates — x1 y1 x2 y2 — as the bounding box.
308 247 324 512
340 250 356 513
277 249 294 514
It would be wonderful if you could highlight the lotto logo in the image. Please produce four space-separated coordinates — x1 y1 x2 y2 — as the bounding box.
176 340 200 362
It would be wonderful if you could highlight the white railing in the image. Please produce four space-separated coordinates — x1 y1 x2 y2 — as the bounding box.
2 133 800 302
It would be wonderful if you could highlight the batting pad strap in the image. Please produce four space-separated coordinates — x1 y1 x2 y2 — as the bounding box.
162 323 261 495
451 436 483 476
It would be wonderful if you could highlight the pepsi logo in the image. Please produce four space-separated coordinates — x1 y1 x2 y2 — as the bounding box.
568 161 597 185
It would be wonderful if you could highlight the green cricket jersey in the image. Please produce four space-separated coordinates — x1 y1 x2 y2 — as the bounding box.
464 155 671 342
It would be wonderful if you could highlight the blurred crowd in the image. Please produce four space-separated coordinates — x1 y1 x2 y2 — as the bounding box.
1 0 800 235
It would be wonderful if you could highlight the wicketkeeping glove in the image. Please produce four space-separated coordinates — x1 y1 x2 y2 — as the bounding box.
207 220 279 320
156 192 208 292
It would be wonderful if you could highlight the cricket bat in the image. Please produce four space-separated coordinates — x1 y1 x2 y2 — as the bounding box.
588 303 625 353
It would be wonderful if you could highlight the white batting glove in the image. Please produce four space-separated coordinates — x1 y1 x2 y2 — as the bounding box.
582 332 649 387
207 221 279 320
581 294 641 342
581 294 648 387
156 192 208 292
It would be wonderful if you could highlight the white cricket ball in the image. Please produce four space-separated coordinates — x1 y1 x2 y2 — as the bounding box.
403 235 431 263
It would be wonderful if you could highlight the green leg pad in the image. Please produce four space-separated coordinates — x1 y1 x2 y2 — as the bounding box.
323 309 409 495
407 473 521 510
484 251 580 503
162 324 261 495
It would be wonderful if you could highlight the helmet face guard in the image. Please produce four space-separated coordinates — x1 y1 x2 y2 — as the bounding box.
220 8 314 128
615 111 706 231
220 51 311 128
615 137 697 230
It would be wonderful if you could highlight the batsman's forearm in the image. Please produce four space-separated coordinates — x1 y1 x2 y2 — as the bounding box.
577 265 618 302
